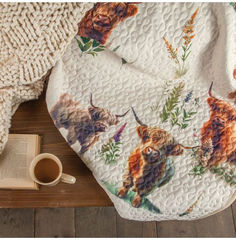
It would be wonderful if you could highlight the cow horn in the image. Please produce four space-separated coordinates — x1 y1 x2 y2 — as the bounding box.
208 82 215 98
116 109 130 118
90 93 97 108
131 107 147 126
179 144 199 149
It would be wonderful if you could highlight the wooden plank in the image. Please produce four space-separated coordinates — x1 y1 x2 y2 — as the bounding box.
35 208 75 237
194 207 235 237
231 201 236 233
157 220 197 237
116 213 157 237
157 207 235 237
75 207 116 237
0 208 34 237
0 91 112 208
142 222 158 237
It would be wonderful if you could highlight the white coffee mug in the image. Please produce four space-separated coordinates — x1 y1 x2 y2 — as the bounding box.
29 153 76 186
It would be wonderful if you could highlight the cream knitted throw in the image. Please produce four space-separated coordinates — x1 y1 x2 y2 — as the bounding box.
0 2 92 152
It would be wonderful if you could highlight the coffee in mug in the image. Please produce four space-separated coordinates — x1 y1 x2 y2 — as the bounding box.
34 158 60 183
30 153 76 186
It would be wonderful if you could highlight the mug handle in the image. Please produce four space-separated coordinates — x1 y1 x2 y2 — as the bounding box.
61 173 76 184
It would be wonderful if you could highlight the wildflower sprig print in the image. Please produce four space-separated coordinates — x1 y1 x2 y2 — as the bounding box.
151 79 172 112
158 82 199 130
170 90 199 129
160 82 185 122
190 161 236 186
210 167 236 185
190 162 207 176
111 44 136 67
76 36 105 56
163 37 179 65
163 7 199 79
97 123 126 164
189 130 207 176
179 194 202 217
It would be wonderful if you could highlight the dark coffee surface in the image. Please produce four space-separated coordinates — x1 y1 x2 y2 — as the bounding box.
34 158 59 183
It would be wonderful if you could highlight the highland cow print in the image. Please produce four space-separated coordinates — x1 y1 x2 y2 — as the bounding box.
118 107 194 208
78 2 138 44
198 83 236 167
50 93 129 154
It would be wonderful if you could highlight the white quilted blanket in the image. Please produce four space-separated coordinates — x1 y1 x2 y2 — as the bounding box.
46 3 236 221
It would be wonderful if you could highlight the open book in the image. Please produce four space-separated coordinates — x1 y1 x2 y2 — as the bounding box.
0 134 40 190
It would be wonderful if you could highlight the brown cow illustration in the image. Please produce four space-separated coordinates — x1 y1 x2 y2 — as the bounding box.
198 82 236 167
118 107 193 208
78 2 138 44
50 93 129 154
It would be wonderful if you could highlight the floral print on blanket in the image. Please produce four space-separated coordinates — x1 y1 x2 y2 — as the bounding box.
97 123 126 164
170 91 199 129
179 194 202 217
163 8 199 79
159 82 199 129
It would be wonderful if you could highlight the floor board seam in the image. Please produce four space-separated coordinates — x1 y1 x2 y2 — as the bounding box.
33 208 36 237
114 207 118 237
156 221 159 237
230 205 236 235
73 207 76 237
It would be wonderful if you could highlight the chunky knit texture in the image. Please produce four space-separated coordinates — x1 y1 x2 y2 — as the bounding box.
0 2 92 153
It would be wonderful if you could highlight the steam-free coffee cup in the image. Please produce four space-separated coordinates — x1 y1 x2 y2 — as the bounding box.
29 153 76 186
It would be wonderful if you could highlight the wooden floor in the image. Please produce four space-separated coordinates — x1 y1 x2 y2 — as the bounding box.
0 206 235 237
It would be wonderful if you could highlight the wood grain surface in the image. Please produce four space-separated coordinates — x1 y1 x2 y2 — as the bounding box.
157 207 235 237
0 209 34 237
116 214 157 237
0 207 235 237
35 208 75 237
75 207 117 237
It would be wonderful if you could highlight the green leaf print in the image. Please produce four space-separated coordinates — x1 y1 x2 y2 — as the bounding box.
81 36 90 44
92 39 100 48
160 88 199 130
160 82 184 123
121 58 128 65
113 45 120 52
76 36 106 56
93 47 104 52
76 39 84 52
83 41 93 52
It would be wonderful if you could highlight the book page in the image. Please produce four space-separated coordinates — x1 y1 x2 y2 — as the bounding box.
0 134 39 189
